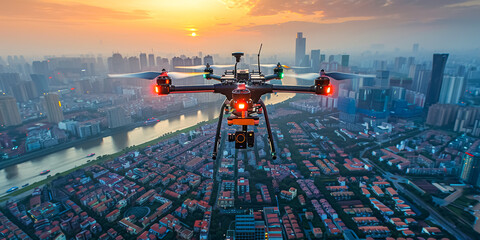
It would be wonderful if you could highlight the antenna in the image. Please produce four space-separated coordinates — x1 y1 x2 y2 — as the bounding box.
232 52 244 79
257 43 263 73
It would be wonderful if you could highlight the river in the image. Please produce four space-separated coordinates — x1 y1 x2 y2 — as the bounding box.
0 75 300 194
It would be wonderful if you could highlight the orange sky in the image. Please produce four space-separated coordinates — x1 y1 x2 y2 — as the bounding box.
1 0 479 57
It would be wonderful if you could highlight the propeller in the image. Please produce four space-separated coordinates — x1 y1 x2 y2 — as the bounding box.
168 72 206 79
108 71 206 80
108 71 163 80
175 64 235 70
286 71 375 81
254 63 310 69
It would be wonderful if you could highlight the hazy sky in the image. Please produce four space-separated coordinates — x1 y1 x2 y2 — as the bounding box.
1 0 479 57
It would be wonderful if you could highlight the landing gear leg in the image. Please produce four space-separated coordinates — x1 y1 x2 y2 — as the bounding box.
259 99 276 159
212 100 228 160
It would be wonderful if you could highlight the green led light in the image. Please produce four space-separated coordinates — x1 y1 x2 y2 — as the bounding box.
279 72 284 79
203 74 207 78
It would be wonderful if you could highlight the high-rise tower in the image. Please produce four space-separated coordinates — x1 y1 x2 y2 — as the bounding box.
295 32 306 66
439 76 465 104
0 95 22 127
43 93 64 123
139 53 147 71
460 152 480 186
426 54 448 106
310 50 320 72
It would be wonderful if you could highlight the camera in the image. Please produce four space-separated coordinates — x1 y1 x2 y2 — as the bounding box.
228 131 254 149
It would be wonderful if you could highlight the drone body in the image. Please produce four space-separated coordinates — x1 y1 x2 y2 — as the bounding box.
109 52 371 159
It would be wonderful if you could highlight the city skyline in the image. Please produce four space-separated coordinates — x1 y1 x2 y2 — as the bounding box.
2 3 480 239
1 0 480 56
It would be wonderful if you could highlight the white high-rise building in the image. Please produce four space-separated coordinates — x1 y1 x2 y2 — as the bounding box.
439 76 464 104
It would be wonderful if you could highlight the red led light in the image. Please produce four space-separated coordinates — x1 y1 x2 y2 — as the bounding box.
154 86 160 94
70 88 75 90
238 103 245 110
466 152 474 157
326 86 331 94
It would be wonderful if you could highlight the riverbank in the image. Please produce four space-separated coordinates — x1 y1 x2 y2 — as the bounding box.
0 102 221 170
0 117 218 202
0 91 300 201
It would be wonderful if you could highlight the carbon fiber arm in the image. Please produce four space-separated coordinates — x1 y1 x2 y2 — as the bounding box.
170 85 216 93
271 85 316 94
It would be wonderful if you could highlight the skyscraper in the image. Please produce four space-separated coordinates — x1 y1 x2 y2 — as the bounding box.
407 57 415 67
107 53 125 74
295 32 306 66
460 152 480 186
439 76 465 104
128 57 140 73
426 104 459 126
413 43 419 53
453 106 480 136
32 60 49 75
302 55 310 68
139 53 147 71
310 50 320 72
0 73 21 94
320 54 326 62
341 55 350 67
413 70 431 95
10 82 29 103
203 55 214 65
328 55 335 63
30 74 50 95
0 95 22 127
193 56 202 66
43 93 64 123
375 70 390 88
148 54 155 67
394 57 407 72
358 87 391 114
426 53 448 106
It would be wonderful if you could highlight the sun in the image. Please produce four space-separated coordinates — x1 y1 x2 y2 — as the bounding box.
191 32 197 37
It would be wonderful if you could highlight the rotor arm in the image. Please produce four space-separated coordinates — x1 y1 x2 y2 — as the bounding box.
170 85 216 94
271 85 316 94
204 74 223 81
264 74 280 81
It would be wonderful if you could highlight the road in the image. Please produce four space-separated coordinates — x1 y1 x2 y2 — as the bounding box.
393 181 472 240
442 187 465 206
359 135 472 240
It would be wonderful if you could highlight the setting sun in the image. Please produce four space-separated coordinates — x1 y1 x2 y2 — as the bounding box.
191 32 197 37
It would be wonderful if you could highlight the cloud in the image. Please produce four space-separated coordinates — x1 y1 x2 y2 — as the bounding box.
227 0 478 23
234 2 480 52
0 0 151 23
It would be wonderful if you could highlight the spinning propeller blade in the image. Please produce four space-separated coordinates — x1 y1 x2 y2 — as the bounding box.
255 64 311 69
285 73 319 80
108 71 163 80
325 72 375 80
168 72 206 79
254 64 289 69
286 72 375 81
175 64 235 70
108 71 206 80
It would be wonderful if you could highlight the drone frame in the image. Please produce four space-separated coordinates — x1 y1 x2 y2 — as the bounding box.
108 52 374 160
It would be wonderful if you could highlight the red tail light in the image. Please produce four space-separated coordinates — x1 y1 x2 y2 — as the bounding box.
154 85 160 94
326 86 331 94
237 102 246 111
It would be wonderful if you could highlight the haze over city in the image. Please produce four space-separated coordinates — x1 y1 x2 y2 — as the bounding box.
1 0 480 56
2 1 480 240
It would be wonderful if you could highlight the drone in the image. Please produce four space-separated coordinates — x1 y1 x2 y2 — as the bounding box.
109 51 372 160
